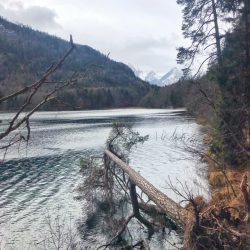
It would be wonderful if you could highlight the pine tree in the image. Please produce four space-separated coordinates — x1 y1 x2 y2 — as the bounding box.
177 0 250 160
220 0 250 69
177 0 224 76
219 0 250 158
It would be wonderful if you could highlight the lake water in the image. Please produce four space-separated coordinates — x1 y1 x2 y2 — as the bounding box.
0 109 209 249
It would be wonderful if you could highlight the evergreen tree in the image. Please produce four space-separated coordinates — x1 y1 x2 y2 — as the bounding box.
177 0 224 75
177 0 250 161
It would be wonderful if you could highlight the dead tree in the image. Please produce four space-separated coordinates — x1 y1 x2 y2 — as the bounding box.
104 149 189 228
80 123 249 249
0 36 77 158
80 123 182 249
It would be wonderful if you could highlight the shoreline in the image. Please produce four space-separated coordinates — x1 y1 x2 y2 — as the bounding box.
183 119 250 249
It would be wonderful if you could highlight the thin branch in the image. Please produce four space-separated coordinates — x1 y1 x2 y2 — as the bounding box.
97 213 135 250
193 53 217 78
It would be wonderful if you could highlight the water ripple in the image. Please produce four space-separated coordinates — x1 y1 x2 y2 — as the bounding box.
0 109 209 248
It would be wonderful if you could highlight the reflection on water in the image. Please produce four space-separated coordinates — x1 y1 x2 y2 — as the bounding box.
0 108 209 249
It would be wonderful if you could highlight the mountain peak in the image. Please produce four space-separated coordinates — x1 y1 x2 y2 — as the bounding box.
130 66 183 86
145 71 160 85
159 67 182 86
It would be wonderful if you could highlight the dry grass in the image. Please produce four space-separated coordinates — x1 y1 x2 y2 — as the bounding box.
207 165 250 220
186 195 206 209
208 171 226 187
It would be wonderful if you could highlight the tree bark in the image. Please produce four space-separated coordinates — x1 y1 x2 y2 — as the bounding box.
104 149 189 227
243 0 250 68
211 0 222 66
240 174 250 222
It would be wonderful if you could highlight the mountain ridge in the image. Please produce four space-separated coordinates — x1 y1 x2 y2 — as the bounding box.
132 67 183 86
0 16 151 110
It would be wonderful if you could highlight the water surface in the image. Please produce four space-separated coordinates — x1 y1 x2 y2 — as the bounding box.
0 108 209 249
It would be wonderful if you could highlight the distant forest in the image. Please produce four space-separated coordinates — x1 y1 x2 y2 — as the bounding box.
0 17 187 111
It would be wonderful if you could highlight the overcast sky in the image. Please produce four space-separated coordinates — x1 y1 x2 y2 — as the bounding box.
0 0 186 75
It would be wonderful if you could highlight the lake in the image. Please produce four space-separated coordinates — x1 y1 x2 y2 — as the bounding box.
0 108 209 249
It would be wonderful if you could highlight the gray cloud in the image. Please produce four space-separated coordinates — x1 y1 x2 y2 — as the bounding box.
110 35 183 73
124 37 176 53
0 1 60 30
18 6 60 29
0 0 185 74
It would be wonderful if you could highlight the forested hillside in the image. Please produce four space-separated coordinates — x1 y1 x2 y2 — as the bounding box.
174 0 250 248
176 0 250 164
0 17 153 110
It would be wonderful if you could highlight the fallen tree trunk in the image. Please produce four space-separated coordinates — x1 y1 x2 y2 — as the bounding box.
104 149 190 228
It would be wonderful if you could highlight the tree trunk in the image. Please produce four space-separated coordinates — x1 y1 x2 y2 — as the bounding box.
211 0 222 66
104 149 189 227
240 174 250 222
243 0 250 68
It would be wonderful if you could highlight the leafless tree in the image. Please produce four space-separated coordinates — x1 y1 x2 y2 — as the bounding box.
0 36 77 159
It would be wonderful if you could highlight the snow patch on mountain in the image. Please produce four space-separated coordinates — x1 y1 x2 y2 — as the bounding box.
130 65 183 86
158 67 183 86
128 64 147 79
144 71 161 85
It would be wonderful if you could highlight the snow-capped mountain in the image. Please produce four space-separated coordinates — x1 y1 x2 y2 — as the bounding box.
128 64 147 79
158 67 183 86
144 71 160 85
130 65 183 86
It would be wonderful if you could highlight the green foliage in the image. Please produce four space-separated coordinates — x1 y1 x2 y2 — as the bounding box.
178 0 250 164
139 81 188 108
177 0 223 74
